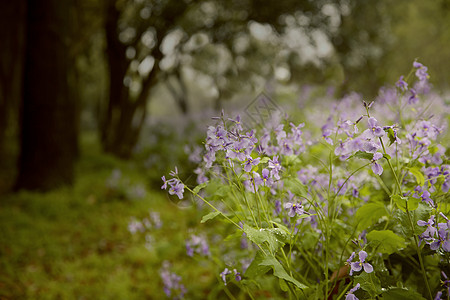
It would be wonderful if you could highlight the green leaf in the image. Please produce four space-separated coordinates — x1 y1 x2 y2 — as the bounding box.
383 153 391 160
381 288 426 300
259 256 308 289
354 272 382 297
408 167 425 186
355 202 388 230
367 230 406 254
244 251 271 278
385 127 396 146
200 211 221 223
391 195 420 212
279 278 289 292
192 182 207 194
428 145 439 155
352 151 374 160
396 203 432 236
243 224 283 253
260 157 270 164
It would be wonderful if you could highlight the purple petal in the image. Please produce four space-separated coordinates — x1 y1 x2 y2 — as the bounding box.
363 263 373 273
373 126 385 137
371 162 383 175
442 241 450 252
349 283 360 294
368 117 378 128
417 220 428 226
347 252 355 264
373 152 383 161
358 250 368 262
351 262 362 272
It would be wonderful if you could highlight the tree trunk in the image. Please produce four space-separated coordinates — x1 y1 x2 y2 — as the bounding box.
15 0 77 191
101 0 160 159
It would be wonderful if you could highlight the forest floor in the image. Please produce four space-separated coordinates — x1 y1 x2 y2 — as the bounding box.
0 134 214 299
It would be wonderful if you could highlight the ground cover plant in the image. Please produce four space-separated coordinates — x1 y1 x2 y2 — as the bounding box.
161 61 450 299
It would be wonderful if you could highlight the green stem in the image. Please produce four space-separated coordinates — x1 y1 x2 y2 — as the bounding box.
378 138 433 300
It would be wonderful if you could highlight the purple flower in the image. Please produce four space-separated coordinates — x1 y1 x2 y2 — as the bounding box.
220 268 232 285
169 181 185 199
396 75 408 92
268 155 282 180
420 190 434 207
284 202 307 217
160 262 187 299
161 176 168 190
346 283 360 300
408 88 418 105
368 117 385 138
371 152 384 176
362 140 380 153
413 61 429 81
185 235 210 257
233 269 241 281
274 200 282 216
243 156 261 172
228 114 243 131
349 250 373 275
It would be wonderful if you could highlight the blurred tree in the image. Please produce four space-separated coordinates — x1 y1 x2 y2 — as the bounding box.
100 0 333 158
0 0 26 190
15 0 78 190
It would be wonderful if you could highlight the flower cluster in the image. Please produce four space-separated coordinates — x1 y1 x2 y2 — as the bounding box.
160 261 187 299
161 167 185 199
346 250 373 276
128 211 162 233
156 61 449 299
418 213 450 252
220 267 241 285
185 234 210 257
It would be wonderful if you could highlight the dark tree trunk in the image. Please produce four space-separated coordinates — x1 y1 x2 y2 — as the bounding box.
101 0 160 159
0 0 26 191
15 0 77 191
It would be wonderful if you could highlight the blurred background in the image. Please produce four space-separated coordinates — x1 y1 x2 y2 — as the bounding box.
0 0 449 298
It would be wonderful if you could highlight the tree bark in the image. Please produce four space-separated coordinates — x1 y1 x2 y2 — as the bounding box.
15 0 77 191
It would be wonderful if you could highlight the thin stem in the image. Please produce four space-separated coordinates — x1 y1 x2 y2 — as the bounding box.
186 186 240 229
378 138 433 299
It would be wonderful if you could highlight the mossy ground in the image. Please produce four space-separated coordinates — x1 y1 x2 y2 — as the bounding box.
0 134 217 299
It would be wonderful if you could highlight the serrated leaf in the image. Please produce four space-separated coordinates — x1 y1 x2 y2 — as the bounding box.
267 228 290 244
259 256 308 289
391 195 419 212
408 167 425 186
200 211 221 223
381 288 426 300
367 230 406 254
355 202 388 230
193 182 207 194
391 195 407 212
396 203 432 236
243 224 282 253
354 272 382 297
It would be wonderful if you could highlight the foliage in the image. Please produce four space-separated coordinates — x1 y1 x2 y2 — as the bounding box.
161 61 450 299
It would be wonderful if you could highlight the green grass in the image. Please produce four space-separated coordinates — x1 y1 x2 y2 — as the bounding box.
0 133 217 299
